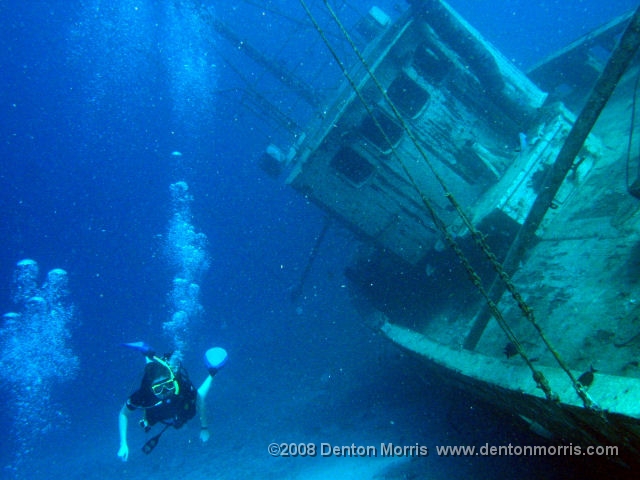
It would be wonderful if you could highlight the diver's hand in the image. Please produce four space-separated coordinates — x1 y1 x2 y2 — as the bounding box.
117 443 129 461
200 428 210 443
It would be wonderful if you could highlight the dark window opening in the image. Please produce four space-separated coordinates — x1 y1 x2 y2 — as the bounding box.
387 72 430 119
330 147 375 186
413 42 453 84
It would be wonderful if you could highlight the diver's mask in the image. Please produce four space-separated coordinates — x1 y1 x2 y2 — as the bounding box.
150 356 180 398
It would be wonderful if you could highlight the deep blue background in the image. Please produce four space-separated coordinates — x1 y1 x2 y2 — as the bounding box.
0 1 637 478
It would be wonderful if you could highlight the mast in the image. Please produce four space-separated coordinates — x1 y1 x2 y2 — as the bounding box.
464 6 640 350
206 15 321 109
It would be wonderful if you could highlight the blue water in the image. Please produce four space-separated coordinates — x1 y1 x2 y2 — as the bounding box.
0 1 637 479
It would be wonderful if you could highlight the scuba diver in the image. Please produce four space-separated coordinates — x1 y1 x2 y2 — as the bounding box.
117 342 227 461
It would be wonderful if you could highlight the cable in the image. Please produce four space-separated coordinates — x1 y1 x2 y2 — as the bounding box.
301 0 618 410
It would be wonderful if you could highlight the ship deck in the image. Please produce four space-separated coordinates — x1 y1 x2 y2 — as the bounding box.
406 63 640 389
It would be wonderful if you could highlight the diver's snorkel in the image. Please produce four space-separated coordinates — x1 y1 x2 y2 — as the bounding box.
149 356 180 397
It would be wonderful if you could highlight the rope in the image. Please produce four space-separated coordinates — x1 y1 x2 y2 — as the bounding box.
298 0 562 402
334 1 608 409
305 0 624 410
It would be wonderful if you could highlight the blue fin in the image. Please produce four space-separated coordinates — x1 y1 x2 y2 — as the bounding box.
205 347 228 376
121 341 155 358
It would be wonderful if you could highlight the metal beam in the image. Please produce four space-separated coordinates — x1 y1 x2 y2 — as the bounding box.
464 6 640 351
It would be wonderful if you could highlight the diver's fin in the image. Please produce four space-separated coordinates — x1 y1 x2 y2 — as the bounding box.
142 424 170 454
121 341 156 359
205 347 228 377
142 434 160 454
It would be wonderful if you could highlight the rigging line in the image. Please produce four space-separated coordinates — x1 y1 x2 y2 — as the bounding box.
323 0 593 386
297 0 557 402
213 45 303 133
318 0 599 407
320 0 533 315
195 5 321 108
470 4 640 411
237 0 353 44
237 0 314 29
290 217 333 302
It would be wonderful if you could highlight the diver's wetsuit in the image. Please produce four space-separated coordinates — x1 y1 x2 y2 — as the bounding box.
126 363 197 429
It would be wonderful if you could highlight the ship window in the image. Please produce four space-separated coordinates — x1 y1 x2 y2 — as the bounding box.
387 73 430 119
413 42 453 84
330 147 374 186
360 109 403 153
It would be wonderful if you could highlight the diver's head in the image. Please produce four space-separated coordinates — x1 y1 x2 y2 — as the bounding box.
143 359 179 399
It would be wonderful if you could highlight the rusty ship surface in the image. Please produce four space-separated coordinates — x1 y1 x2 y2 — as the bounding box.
212 0 640 468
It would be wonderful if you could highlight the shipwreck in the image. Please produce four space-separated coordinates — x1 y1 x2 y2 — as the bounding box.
212 0 640 468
